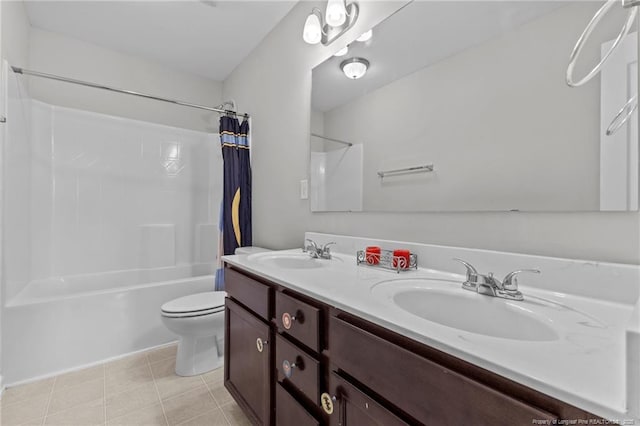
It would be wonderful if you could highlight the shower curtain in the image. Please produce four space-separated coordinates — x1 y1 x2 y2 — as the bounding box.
215 115 252 291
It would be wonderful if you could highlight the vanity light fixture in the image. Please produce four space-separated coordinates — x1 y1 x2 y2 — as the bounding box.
302 1 359 46
303 12 323 44
334 45 349 57
326 0 347 26
356 29 373 42
341 57 369 79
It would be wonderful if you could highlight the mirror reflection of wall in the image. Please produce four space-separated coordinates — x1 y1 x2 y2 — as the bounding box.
310 1 638 212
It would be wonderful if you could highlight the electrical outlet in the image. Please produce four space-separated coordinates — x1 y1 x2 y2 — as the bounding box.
300 179 309 200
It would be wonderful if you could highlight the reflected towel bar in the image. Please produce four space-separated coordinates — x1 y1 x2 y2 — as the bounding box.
311 133 353 146
377 164 434 178
606 95 638 136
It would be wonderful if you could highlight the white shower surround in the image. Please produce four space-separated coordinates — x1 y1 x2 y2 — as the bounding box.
2 69 223 384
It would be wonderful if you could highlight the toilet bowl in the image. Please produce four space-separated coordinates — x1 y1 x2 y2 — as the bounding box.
161 292 226 376
160 247 270 376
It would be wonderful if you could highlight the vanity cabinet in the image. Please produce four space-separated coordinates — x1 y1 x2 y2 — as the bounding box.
328 315 557 425
224 264 600 426
326 371 409 426
224 268 274 425
225 298 272 425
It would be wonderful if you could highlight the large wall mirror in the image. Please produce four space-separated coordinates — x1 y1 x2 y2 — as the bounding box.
310 1 639 212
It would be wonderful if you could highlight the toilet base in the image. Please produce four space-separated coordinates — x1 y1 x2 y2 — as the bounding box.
175 334 223 376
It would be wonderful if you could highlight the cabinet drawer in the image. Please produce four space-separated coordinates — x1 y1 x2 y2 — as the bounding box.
275 383 319 426
275 334 319 404
275 292 320 352
225 267 271 320
329 316 558 426
326 371 409 426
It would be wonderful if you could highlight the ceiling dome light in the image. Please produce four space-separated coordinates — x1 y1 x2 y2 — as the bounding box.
326 0 347 27
303 13 322 45
340 57 369 79
356 29 373 42
334 46 349 57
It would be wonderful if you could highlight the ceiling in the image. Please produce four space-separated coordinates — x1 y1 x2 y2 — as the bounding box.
24 0 297 81
312 1 568 112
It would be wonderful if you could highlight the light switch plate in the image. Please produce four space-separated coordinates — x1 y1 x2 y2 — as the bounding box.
300 179 309 200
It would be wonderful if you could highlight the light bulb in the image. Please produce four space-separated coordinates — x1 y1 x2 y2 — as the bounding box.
341 58 369 80
303 13 322 44
325 0 347 27
334 46 349 57
356 29 372 42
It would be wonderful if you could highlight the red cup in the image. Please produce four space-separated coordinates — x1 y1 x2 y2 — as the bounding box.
365 246 381 265
393 249 410 269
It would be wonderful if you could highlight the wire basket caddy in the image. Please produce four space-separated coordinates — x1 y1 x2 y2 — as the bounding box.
356 249 418 273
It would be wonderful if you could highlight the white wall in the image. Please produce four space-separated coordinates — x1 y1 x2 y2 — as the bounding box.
223 1 640 264
0 1 30 69
28 27 223 133
0 0 30 391
323 3 613 212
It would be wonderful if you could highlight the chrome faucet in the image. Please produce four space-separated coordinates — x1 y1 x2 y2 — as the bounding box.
303 239 336 259
452 258 540 301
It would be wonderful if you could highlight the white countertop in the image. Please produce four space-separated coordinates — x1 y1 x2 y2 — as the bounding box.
223 246 637 421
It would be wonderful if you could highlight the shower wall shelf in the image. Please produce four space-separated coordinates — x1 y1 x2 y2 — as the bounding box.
377 164 434 178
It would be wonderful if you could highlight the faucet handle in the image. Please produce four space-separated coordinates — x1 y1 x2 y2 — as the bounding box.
304 239 318 252
453 258 479 290
452 258 478 276
321 242 336 253
502 269 540 291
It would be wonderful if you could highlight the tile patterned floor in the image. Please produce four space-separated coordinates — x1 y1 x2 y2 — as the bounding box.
0 344 251 426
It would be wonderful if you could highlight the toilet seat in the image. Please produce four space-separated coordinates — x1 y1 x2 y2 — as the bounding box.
161 292 226 318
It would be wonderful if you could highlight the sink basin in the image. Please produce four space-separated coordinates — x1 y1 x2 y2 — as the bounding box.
247 252 342 270
371 279 563 341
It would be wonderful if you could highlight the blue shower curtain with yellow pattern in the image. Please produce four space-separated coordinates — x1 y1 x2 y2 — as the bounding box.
215 115 252 291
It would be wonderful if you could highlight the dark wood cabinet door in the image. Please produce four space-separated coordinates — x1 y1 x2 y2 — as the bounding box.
329 315 558 426
225 298 272 425
275 384 319 426
325 371 410 426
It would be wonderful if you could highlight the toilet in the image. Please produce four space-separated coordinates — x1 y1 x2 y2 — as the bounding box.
160 246 270 376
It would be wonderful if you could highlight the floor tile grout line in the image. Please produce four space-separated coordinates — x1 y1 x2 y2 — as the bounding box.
0 378 56 409
43 376 106 418
103 364 107 426
175 406 227 426
149 356 170 426
202 377 233 426
41 375 58 425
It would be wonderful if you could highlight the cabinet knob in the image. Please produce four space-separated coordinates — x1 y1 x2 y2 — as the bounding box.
320 392 337 415
282 359 295 378
256 338 268 353
281 312 298 330
282 357 304 378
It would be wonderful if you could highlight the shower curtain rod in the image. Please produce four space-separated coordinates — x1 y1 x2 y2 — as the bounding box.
10 66 250 118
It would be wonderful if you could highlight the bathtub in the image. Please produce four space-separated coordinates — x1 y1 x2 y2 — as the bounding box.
3 264 216 385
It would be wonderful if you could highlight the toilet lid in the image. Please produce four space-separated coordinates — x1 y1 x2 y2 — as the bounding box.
161 292 226 314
